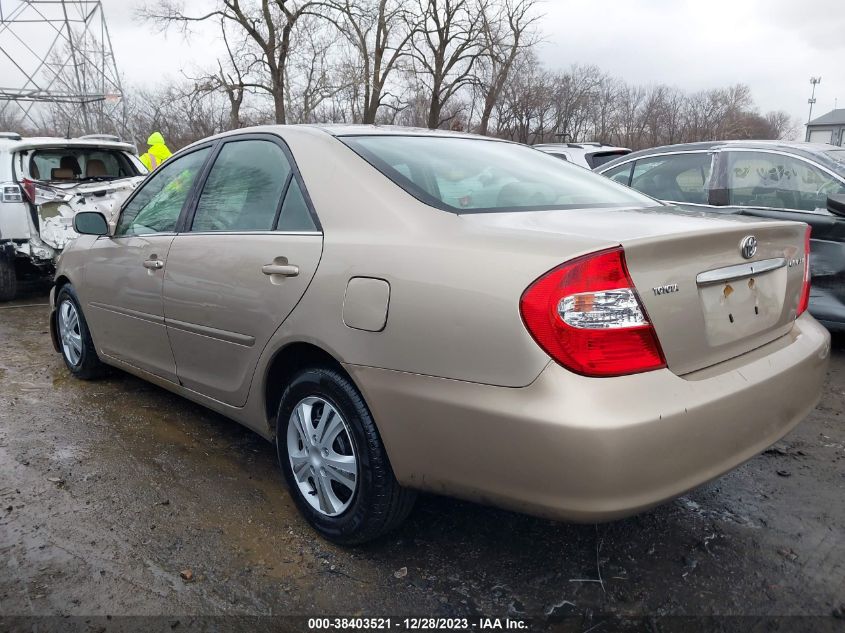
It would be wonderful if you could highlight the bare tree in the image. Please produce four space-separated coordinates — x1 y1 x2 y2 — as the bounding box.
765 110 798 140
410 0 484 129
189 19 261 130
142 0 318 124
475 0 539 136
322 0 416 123
285 14 346 122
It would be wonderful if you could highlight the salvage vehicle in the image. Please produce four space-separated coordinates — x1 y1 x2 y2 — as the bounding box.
597 141 845 331
534 142 631 169
0 132 146 300
51 126 830 544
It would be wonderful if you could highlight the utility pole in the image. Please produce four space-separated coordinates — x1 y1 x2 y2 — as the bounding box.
807 76 822 124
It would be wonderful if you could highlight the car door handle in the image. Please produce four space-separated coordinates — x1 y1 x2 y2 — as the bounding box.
261 263 299 277
143 259 164 270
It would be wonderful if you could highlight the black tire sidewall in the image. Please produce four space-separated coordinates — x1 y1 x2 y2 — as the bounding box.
56 284 96 375
0 257 16 302
276 368 380 542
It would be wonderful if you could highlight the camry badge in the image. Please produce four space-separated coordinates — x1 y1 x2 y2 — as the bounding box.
652 283 679 296
740 235 758 259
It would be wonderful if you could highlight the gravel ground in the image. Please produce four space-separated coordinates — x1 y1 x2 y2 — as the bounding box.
1 287 843 631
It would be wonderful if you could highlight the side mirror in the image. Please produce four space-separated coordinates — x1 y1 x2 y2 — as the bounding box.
73 211 110 236
828 194 845 218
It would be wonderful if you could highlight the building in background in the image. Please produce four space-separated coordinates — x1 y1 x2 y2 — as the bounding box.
806 109 845 146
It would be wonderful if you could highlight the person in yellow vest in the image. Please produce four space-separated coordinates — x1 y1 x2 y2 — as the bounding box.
139 132 172 171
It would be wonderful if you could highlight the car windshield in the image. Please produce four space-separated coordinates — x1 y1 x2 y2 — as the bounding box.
341 135 657 214
27 147 138 182
824 150 845 175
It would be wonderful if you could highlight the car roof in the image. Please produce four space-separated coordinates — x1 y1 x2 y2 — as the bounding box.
0 136 137 153
597 139 845 172
534 143 631 153
177 124 516 155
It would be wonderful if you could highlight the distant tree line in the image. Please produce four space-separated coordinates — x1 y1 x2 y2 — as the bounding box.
1 0 797 151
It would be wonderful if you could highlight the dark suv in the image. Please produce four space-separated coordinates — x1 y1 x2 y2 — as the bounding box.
598 141 845 331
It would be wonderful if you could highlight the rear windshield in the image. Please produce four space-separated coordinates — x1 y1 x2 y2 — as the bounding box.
341 136 656 214
26 148 139 182
588 151 631 169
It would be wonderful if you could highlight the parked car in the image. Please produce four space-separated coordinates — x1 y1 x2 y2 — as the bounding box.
52 126 830 543
0 132 146 300
596 141 845 331
534 142 631 169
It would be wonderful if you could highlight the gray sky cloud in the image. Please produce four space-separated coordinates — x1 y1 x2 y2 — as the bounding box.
6 0 843 133
537 0 844 130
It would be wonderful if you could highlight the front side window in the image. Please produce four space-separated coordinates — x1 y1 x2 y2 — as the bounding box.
115 147 210 236
727 151 845 213
629 153 713 204
342 136 656 213
192 140 292 232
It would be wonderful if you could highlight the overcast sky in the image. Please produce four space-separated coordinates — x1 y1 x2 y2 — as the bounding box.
7 0 845 133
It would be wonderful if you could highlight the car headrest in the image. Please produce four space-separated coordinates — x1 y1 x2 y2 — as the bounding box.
51 168 75 180
60 156 81 175
86 159 107 177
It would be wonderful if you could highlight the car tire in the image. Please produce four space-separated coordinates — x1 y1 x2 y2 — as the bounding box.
0 257 16 302
276 367 416 544
55 284 106 380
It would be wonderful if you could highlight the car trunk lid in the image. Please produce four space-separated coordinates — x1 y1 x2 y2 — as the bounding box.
462 206 808 375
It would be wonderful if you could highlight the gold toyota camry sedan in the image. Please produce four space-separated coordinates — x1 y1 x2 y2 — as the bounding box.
51 125 831 544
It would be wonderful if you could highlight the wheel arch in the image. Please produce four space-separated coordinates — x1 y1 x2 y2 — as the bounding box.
263 341 360 438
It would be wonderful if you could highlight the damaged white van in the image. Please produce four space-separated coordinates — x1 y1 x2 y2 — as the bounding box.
0 132 147 300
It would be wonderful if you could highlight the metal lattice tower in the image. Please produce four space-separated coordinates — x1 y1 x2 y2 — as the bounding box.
0 0 128 135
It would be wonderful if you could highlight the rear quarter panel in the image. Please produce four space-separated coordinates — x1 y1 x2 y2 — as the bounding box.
247 127 612 390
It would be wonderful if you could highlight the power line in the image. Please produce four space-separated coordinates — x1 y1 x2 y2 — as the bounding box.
0 0 130 138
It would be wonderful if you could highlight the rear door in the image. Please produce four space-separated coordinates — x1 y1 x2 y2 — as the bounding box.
716 149 845 326
162 134 323 407
83 145 213 381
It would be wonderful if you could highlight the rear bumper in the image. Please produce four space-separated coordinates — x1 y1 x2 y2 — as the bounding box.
349 314 830 522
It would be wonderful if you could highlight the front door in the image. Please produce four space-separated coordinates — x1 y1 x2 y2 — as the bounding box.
162 136 323 406
82 146 212 381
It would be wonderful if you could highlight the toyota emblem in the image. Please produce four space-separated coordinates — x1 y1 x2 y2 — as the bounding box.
740 235 757 259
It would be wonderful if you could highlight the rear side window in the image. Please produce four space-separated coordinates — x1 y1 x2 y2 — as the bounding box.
192 140 291 232
727 151 845 213
342 136 655 214
277 180 317 231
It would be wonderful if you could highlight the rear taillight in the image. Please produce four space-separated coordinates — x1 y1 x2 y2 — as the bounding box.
21 178 60 205
21 178 36 203
520 247 666 377
797 225 811 317
1 182 23 203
